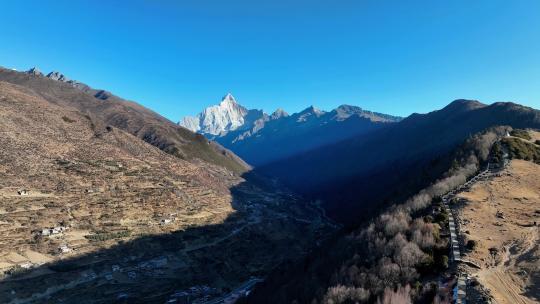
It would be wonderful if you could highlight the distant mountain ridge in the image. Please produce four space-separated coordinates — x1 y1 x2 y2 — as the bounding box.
180 93 288 138
258 98 540 224
245 102 540 304
25 66 92 92
180 95 402 166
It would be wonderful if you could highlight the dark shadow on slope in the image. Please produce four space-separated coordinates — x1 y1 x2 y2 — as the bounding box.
255 101 540 226
0 175 330 304
242 126 522 304
217 113 399 167
245 152 470 303
242 150 466 303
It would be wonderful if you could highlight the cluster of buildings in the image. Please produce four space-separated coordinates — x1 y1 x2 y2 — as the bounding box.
166 285 218 304
40 226 67 237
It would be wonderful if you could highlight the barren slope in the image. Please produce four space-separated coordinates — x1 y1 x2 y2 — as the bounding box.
0 67 249 174
457 157 540 303
0 81 331 303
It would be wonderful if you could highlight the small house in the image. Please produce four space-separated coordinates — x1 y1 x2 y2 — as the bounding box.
20 262 33 269
59 244 71 253
51 226 67 234
17 189 29 196
160 219 172 225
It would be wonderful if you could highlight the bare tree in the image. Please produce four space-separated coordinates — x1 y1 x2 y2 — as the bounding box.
323 285 370 304
377 285 412 304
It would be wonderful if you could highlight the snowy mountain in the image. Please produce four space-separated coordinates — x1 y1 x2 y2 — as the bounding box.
179 93 265 136
220 104 401 165
180 95 402 166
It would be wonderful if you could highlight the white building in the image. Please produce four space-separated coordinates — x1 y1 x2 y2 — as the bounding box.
17 189 29 196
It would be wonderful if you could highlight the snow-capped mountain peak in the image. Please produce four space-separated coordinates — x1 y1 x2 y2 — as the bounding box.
271 108 288 120
180 97 403 166
296 105 325 122
179 93 260 136
220 93 236 105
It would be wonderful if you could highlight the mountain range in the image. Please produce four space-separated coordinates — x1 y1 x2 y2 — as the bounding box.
180 94 401 166
258 99 540 224
245 102 540 303
0 66 331 303
2 65 540 304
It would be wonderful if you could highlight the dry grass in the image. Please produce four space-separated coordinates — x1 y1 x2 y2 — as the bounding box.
457 156 540 304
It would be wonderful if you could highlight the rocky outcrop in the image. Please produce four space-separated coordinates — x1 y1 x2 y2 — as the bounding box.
94 90 112 100
270 108 288 120
46 71 69 82
26 67 43 77
25 69 91 93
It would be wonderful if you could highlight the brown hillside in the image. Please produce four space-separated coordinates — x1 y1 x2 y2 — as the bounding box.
0 81 331 303
457 156 540 303
0 67 249 174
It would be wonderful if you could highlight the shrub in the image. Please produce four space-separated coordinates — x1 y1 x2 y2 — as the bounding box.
503 138 540 164
376 285 412 304
431 196 442 204
434 212 448 224
323 285 370 304
510 129 531 140
413 281 422 292
85 230 131 242
61 116 75 123
417 254 434 274
5 205 16 213
438 255 449 269
466 240 477 250
491 141 503 163
5 265 26 276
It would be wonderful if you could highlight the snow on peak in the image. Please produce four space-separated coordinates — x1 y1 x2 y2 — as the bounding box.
179 93 254 136
296 105 325 122
221 93 236 104
271 108 289 120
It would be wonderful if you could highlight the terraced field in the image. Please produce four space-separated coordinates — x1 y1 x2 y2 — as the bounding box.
0 81 333 303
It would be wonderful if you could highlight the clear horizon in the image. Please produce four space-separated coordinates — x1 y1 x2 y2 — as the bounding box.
2 1 540 121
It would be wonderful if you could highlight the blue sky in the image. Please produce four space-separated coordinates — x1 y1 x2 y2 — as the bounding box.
1 1 539 121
